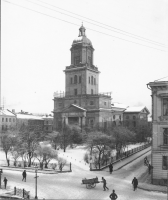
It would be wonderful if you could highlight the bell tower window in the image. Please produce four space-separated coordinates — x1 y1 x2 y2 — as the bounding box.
88 56 92 66
74 56 80 65
91 76 93 85
74 75 77 84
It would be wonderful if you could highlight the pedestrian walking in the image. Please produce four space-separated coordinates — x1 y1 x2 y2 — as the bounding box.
3 177 8 189
102 177 109 191
144 156 148 166
109 163 113 174
132 177 138 191
109 190 118 200
22 170 27 182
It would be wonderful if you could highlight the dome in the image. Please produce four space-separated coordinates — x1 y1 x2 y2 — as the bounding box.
72 36 92 46
72 24 92 46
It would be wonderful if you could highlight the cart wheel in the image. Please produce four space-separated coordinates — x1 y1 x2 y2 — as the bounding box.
86 184 92 189
91 183 96 188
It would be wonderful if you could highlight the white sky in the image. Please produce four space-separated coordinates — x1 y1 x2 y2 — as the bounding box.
1 0 168 114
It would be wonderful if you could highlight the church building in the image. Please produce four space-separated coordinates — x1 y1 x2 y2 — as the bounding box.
53 25 112 130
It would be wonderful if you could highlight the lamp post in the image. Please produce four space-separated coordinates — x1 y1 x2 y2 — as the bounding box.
34 168 39 199
0 169 3 188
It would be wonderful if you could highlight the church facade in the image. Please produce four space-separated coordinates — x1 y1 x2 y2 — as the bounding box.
53 25 112 130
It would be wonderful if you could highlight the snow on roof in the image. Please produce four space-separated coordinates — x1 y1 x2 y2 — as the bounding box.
124 106 149 113
16 114 44 120
0 109 16 117
111 102 128 109
71 104 86 111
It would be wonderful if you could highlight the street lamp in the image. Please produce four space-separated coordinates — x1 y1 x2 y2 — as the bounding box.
34 168 39 199
0 169 3 188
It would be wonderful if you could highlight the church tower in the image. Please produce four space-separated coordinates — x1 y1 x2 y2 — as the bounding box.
53 25 112 130
64 24 99 97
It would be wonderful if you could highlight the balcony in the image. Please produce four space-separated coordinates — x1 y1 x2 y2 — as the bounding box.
53 92 112 98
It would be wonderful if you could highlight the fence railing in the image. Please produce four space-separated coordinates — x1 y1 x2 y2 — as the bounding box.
14 186 30 199
5 160 72 172
90 143 151 171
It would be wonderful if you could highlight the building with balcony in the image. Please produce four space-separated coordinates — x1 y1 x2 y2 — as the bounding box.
53 25 113 130
147 79 168 185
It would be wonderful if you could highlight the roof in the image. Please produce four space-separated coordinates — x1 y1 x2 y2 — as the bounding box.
0 109 16 117
124 106 150 114
111 103 128 109
16 113 44 120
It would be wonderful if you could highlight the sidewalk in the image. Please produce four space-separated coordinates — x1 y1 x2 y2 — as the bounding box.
113 146 151 171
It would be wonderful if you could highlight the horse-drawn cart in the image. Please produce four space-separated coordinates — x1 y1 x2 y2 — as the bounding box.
82 177 100 189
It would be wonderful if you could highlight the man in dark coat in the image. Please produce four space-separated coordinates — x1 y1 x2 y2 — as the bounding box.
148 164 153 174
3 177 8 189
22 170 27 182
102 177 109 191
109 163 113 174
132 177 138 191
109 190 118 200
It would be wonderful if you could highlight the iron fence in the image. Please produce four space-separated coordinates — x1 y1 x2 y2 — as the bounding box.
90 142 151 171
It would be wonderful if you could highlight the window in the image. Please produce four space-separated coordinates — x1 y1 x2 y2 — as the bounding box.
104 102 107 106
79 76 81 83
91 89 93 95
88 56 92 66
2 118 4 122
133 116 136 120
74 56 80 65
163 128 168 145
9 118 11 122
74 75 77 84
94 78 96 85
74 89 77 96
6 125 8 130
58 103 62 107
133 121 136 127
70 77 73 84
91 76 93 85
162 156 168 170
90 101 94 105
74 100 77 104
46 121 48 125
2 125 4 130
163 98 168 116
6 118 8 122
13 119 15 122
90 119 94 128
126 116 129 120
89 77 90 84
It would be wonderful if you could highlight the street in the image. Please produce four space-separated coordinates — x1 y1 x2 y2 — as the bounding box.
1 151 166 200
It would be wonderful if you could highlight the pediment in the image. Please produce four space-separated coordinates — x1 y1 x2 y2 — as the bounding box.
62 104 86 113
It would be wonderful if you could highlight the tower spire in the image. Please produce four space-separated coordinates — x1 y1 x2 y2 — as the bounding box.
79 23 86 37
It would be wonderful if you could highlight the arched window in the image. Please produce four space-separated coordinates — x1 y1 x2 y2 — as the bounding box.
94 78 96 85
91 76 93 85
79 76 81 83
74 75 77 84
